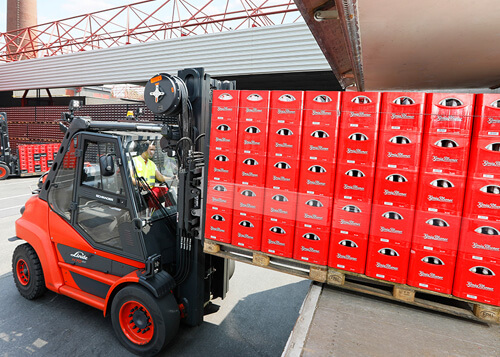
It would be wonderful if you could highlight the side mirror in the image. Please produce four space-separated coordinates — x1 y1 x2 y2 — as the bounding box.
99 154 115 176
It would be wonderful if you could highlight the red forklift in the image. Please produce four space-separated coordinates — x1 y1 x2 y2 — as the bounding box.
11 68 235 356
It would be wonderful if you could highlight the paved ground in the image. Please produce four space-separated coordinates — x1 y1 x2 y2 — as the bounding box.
0 177 310 356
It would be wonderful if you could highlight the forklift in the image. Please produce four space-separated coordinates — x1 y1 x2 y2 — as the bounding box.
11 68 235 356
0 112 21 179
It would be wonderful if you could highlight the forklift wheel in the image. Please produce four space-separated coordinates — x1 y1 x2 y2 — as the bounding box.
12 244 47 300
0 163 10 180
111 285 180 356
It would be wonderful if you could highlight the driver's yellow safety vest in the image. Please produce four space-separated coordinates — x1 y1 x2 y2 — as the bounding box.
133 156 157 186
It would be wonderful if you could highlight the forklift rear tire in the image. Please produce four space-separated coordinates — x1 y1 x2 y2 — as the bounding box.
12 243 47 300
0 163 10 180
111 285 180 356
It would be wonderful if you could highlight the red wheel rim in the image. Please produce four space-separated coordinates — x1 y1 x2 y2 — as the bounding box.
0 167 6 178
119 301 155 345
16 259 30 286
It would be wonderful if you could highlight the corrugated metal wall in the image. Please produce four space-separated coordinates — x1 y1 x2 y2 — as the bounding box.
0 23 329 91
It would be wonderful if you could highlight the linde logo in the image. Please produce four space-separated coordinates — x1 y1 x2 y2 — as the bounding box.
309 145 329 151
483 160 500 167
340 219 360 226
210 226 225 232
246 108 262 113
277 109 296 114
388 152 411 159
271 208 288 214
380 226 403 235
214 168 229 173
472 242 500 251
347 148 368 155
424 233 448 242
391 113 415 120
240 203 256 209
467 281 494 291
244 140 260 145
304 213 323 220
384 189 407 197
433 156 458 163
478 202 500 210
376 262 399 271
428 195 453 203
276 143 293 148
70 251 88 261
344 184 365 191
268 239 285 246
436 115 463 122
301 246 320 253
215 137 230 142
307 180 326 186
337 253 357 261
488 118 500 124
238 233 254 239
273 176 291 181
312 110 332 116
217 107 233 112
419 271 444 280
212 197 227 203
242 171 258 177
350 112 371 117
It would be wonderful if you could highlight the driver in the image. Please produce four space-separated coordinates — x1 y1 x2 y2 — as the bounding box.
132 141 168 187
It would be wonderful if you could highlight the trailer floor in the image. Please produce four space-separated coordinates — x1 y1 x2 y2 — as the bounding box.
284 283 500 356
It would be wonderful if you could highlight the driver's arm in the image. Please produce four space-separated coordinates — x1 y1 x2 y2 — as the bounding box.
155 169 167 183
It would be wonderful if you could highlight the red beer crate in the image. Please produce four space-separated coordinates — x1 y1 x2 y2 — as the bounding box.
459 217 500 259
328 232 368 273
380 92 426 132
298 159 335 196
262 188 298 221
472 94 500 137
233 184 265 216
331 200 372 236
468 136 500 179
207 150 237 183
237 121 269 155
238 91 270 123
369 205 416 244
303 91 341 127
293 224 330 265
261 217 295 258
407 245 457 294
301 124 338 162
269 91 304 126
337 127 378 166
295 193 333 228
364 239 411 284
339 92 382 130
206 181 235 211
212 90 239 123
267 123 302 158
463 177 500 221
376 131 423 170
231 212 263 250
453 252 500 306
205 206 233 243
209 121 239 152
420 133 471 175
334 163 376 203
412 210 462 251
265 156 300 191
416 173 467 214
373 168 419 209
424 93 475 135
234 153 267 187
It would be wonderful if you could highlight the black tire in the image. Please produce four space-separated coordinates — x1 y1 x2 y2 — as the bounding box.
0 163 10 180
111 285 180 356
12 243 47 300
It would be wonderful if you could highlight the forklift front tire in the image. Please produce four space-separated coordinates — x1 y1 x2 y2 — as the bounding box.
12 243 47 300
0 163 10 180
111 285 180 356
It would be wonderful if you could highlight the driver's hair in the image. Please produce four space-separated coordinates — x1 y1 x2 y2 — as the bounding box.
137 140 154 154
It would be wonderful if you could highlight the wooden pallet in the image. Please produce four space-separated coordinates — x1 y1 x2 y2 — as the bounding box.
327 268 500 324
203 239 328 283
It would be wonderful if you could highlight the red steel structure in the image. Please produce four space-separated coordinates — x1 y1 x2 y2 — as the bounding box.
0 0 300 62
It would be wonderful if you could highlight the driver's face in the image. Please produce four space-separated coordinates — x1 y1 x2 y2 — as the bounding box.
147 144 156 159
